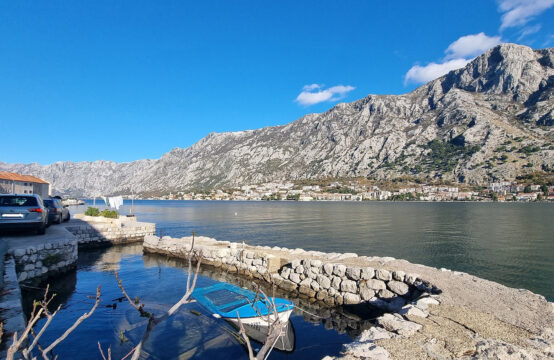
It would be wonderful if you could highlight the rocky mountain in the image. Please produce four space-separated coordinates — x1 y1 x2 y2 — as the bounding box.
2 43 553 197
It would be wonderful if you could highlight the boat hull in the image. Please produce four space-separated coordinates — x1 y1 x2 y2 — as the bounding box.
225 308 292 326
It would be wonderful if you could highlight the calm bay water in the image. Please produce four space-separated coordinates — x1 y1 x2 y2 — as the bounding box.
23 246 362 359
81 200 554 300
21 200 553 359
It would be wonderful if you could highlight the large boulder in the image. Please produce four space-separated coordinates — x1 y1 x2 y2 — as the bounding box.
377 313 422 337
388 280 410 296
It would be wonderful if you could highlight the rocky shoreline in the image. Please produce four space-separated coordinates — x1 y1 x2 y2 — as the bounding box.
143 234 553 359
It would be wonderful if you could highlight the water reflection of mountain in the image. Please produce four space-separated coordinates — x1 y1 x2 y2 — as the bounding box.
143 253 384 338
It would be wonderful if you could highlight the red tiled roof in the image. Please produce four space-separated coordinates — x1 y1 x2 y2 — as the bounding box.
0 171 49 184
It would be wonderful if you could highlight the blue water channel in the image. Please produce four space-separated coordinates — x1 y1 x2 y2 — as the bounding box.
22 245 375 360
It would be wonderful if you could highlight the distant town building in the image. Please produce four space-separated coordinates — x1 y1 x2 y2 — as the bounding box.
0 171 51 198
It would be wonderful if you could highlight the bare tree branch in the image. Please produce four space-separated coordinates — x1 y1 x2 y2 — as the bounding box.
115 272 150 318
7 301 45 360
235 282 289 360
113 234 203 360
236 313 255 359
40 285 101 358
7 284 101 360
98 342 111 360
120 345 137 360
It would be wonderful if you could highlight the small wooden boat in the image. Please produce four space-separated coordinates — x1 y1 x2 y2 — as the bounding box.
192 282 294 327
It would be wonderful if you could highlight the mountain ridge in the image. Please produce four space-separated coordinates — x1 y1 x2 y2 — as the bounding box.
2 43 553 197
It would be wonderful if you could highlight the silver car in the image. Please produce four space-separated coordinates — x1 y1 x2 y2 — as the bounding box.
0 194 49 235
43 197 70 224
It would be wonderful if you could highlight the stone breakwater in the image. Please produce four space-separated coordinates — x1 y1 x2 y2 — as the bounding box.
143 234 554 360
66 215 155 246
143 235 438 310
145 254 381 338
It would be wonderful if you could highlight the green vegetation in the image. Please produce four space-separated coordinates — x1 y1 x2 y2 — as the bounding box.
500 154 509 162
518 145 541 155
390 192 416 201
43 253 63 267
84 207 100 216
286 194 300 201
516 171 554 186
523 185 532 193
421 139 481 172
262 194 281 201
326 186 359 194
85 206 118 218
99 209 119 218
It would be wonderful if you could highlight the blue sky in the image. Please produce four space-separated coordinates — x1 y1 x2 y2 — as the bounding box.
1 0 553 164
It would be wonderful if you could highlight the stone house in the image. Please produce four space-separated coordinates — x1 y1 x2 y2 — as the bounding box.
0 171 51 199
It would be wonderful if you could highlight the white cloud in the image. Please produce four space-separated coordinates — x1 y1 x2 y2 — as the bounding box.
445 33 502 59
302 84 321 91
517 24 542 40
542 34 554 47
498 0 554 30
404 58 470 85
295 84 355 106
405 33 503 85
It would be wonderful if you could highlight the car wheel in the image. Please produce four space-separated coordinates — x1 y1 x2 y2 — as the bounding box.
64 212 70 222
37 223 46 235
56 214 63 224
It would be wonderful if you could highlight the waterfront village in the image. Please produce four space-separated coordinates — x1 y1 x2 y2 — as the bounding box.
151 179 554 202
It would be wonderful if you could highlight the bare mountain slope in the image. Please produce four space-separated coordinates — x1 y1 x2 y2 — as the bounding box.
2 43 553 197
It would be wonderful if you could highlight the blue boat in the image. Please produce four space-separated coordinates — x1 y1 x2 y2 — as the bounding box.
192 282 294 327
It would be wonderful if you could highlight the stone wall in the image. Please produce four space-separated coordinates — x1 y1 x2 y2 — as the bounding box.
143 235 438 312
66 215 155 247
8 237 77 283
0 257 26 359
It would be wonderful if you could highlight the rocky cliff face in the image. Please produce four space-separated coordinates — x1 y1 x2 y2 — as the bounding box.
2 43 553 197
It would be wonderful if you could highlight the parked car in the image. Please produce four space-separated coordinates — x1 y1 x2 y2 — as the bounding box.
0 194 49 234
43 197 70 224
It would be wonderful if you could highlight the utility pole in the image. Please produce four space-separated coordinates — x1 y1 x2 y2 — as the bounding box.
131 188 135 215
